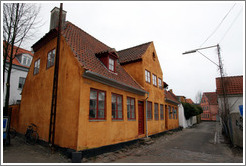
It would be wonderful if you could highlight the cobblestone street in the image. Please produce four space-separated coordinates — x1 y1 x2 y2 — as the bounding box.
3 121 243 164
84 121 243 163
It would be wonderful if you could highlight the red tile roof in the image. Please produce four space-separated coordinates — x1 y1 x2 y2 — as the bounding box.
165 90 179 104
216 76 243 95
3 41 33 68
185 99 194 104
204 92 218 105
118 42 152 64
57 21 144 91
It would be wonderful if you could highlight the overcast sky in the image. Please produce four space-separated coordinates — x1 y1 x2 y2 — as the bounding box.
21 1 244 102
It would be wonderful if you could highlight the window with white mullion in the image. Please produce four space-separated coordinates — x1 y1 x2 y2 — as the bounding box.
109 58 114 72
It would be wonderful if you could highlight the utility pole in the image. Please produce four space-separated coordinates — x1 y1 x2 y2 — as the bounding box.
49 3 63 148
183 44 230 141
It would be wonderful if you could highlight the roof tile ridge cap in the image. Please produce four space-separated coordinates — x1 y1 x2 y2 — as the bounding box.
65 21 111 49
121 66 144 90
118 41 152 53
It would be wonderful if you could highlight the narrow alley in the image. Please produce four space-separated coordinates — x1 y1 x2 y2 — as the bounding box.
3 121 243 163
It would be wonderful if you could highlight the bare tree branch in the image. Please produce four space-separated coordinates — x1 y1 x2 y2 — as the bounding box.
3 3 41 115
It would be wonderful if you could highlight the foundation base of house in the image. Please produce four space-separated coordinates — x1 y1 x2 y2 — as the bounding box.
72 152 82 163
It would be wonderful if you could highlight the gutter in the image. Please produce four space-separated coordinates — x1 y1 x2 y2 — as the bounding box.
145 92 149 138
83 70 146 96
165 98 179 106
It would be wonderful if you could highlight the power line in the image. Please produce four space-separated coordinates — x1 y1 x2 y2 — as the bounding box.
199 3 236 48
219 7 243 44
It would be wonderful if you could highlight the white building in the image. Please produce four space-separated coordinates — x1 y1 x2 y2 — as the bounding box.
216 75 243 147
3 45 33 106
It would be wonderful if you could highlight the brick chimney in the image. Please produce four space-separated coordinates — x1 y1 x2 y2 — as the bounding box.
50 7 67 30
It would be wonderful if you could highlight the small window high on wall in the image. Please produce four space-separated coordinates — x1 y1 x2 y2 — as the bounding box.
145 70 151 83
34 59 40 75
109 58 115 72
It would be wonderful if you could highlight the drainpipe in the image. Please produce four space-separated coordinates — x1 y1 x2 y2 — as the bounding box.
145 92 149 138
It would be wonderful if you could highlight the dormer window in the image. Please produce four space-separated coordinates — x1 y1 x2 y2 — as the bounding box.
109 58 115 72
22 55 32 66
95 49 118 73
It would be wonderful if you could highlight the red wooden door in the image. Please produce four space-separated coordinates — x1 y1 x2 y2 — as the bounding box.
138 101 144 135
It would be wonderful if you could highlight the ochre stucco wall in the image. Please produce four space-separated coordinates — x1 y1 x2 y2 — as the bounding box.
122 42 167 136
142 43 166 135
76 76 145 150
18 37 80 149
165 103 179 130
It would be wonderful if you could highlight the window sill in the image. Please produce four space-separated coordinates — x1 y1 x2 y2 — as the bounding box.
127 119 136 121
89 119 106 122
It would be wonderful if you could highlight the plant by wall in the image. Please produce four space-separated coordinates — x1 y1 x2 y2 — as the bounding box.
182 102 203 120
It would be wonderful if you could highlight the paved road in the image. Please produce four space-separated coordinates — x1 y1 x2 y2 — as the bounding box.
3 121 243 163
111 121 243 163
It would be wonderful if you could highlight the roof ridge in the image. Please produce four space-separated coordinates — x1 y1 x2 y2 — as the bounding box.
117 41 152 53
216 75 243 79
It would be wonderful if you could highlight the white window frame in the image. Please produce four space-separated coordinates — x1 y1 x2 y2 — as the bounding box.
34 59 40 75
145 70 151 83
18 77 25 89
47 49 56 68
153 74 157 86
109 58 114 72
158 78 162 88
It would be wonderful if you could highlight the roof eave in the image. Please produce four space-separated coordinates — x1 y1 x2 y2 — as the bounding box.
165 98 179 105
32 29 58 52
83 70 146 96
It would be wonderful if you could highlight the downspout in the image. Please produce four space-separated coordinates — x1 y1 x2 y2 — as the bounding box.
145 92 149 138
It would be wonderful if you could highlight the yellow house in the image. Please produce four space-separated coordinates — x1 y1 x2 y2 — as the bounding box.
164 90 179 130
16 7 177 151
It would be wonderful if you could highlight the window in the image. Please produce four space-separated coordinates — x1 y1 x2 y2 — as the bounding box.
152 74 157 86
172 107 175 119
147 101 152 120
34 59 40 75
27 58 31 66
47 49 56 68
160 104 164 120
23 56 27 65
112 93 123 120
158 78 162 89
145 70 151 83
18 77 25 89
173 108 177 119
168 106 172 119
109 58 114 72
152 52 156 61
154 103 159 120
89 89 106 120
127 97 135 120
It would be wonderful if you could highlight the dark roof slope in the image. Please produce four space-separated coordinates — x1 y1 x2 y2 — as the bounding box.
33 21 144 91
118 42 152 64
185 99 194 104
204 92 218 105
216 76 243 95
165 90 179 105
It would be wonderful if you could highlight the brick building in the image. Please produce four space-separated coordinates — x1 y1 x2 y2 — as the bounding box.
200 92 218 121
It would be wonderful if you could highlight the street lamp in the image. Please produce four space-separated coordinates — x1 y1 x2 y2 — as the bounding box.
183 44 229 141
